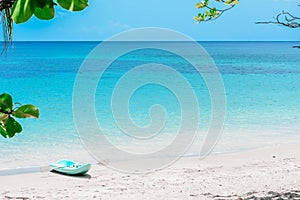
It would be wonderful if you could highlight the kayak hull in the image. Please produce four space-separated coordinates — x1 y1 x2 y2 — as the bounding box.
50 160 91 175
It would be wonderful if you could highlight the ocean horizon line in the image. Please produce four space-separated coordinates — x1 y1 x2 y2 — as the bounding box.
0 40 299 43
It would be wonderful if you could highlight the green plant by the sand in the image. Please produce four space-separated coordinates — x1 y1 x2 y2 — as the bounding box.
0 1 88 138
0 93 39 138
11 0 89 24
0 0 88 50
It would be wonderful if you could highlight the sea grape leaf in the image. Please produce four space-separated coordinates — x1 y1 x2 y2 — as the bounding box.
0 124 7 138
11 0 34 24
0 93 39 138
33 0 55 20
33 0 48 7
3 116 22 138
0 93 13 112
57 0 88 11
13 104 40 119
0 113 8 121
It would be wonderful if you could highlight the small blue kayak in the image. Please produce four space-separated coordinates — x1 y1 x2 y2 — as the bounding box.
49 160 91 175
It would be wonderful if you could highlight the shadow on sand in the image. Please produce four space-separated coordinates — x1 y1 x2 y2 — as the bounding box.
50 170 92 179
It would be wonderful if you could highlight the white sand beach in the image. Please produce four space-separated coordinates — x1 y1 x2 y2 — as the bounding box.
0 142 299 200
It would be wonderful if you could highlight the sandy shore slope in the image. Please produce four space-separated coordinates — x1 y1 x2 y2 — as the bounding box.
0 142 299 200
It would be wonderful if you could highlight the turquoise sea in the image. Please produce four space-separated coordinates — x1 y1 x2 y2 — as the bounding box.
1 41 300 169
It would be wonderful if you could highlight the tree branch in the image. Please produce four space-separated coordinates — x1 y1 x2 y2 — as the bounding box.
194 0 239 22
204 4 236 21
256 11 300 28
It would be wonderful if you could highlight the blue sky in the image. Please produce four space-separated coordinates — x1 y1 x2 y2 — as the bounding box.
9 0 300 41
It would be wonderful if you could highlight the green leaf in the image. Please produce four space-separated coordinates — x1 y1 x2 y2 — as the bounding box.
33 0 55 20
11 0 34 24
13 104 40 119
2 117 22 138
57 0 88 11
225 0 234 5
33 0 48 7
0 124 8 138
0 113 9 121
0 93 13 112
196 2 205 9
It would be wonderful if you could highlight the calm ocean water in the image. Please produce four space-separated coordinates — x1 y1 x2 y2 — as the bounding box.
0 41 300 169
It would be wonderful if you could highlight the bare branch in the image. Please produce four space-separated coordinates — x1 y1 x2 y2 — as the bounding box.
256 11 300 29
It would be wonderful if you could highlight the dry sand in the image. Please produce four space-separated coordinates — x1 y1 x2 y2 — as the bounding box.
0 142 299 200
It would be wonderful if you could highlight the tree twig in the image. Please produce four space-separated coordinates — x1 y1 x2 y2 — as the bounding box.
256 11 300 28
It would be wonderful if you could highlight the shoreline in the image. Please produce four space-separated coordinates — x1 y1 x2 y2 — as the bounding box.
0 142 299 199
1 139 299 176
